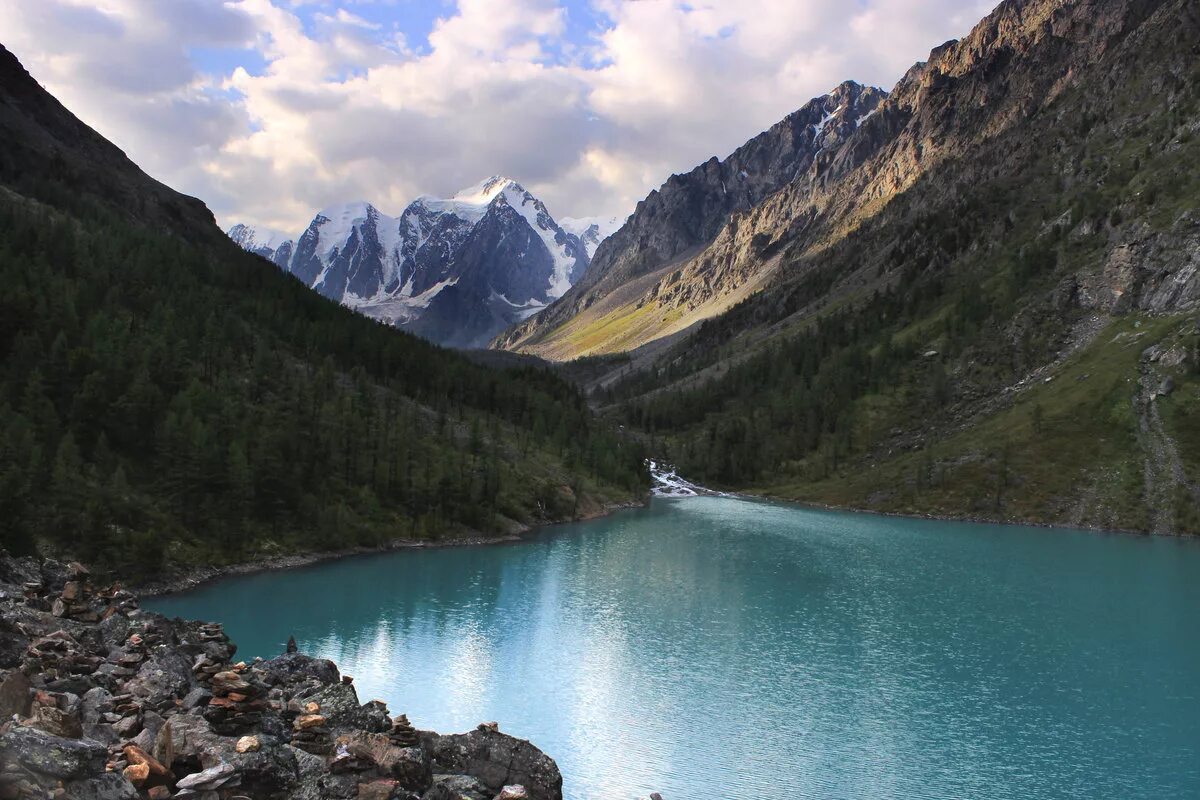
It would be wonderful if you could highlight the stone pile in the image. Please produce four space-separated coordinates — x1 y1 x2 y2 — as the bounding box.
202 665 269 735
388 714 419 748
0 553 565 800
289 700 334 755
21 631 101 693
49 563 99 622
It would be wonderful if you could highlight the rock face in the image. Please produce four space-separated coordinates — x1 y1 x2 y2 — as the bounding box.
495 80 886 356
228 178 605 349
0 553 562 800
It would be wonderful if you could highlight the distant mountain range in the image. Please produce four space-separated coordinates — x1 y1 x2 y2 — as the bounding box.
228 179 622 348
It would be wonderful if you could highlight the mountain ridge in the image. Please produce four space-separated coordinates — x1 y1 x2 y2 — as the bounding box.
228 177 608 348
494 79 888 357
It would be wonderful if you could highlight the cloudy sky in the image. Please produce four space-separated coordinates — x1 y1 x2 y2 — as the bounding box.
0 0 995 233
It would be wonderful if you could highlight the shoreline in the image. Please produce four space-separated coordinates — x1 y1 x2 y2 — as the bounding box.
646 461 1192 539
728 487 1197 540
134 497 647 598
134 482 1196 600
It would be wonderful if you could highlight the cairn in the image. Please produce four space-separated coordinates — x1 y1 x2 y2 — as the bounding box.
50 562 99 622
203 665 269 735
388 714 419 747
289 700 333 755
21 631 101 691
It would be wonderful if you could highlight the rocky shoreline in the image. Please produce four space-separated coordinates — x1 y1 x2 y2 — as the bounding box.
135 499 647 599
0 554 564 800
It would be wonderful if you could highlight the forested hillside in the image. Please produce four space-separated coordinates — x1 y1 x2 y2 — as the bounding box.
0 46 645 578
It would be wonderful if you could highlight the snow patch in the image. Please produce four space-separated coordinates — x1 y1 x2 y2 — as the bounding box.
559 215 623 259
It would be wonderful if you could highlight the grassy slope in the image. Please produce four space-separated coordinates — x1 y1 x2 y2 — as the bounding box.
758 315 1196 532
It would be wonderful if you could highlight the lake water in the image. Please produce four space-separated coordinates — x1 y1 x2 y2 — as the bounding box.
146 497 1200 799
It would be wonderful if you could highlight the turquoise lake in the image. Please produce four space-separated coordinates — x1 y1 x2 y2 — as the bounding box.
146 497 1200 799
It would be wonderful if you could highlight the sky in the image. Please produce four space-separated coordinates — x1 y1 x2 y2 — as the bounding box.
0 0 996 234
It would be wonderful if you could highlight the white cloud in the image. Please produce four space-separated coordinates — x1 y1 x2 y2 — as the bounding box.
0 0 998 233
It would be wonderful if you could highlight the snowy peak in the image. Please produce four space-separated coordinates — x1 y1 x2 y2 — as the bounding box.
227 223 290 253
452 175 525 204
559 215 623 259
227 177 604 348
226 223 294 269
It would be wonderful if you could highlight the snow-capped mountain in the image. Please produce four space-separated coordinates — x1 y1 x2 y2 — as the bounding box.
226 223 294 268
558 215 623 259
227 177 593 348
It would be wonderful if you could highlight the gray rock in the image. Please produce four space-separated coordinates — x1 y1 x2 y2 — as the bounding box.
258 653 339 687
423 774 491 800
298 682 366 731
62 772 139 800
0 725 107 779
314 773 359 799
428 728 562 800
181 686 213 709
176 762 237 790
82 722 120 746
132 650 194 705
281 744 328 800
81 686 113 723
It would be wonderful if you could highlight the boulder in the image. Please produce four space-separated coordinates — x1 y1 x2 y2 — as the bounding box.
258 652 339 687
297 682 366 730
428 728 562 800
123 763 150 786
0 725 107 779
181 686 213 710
133 650 194 706
123 743 171 779
280 744 328 800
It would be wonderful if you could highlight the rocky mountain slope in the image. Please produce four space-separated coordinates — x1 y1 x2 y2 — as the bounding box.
523 0 1200 533
495 80 886 358
228 179 603 348
0 554 561 800
0 46 217 245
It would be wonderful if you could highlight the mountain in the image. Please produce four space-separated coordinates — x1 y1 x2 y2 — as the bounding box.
0 43 646 577
502 0 1200 534
559 215 624 258
226 222 293 267
228 177 599 348
495 80 886 357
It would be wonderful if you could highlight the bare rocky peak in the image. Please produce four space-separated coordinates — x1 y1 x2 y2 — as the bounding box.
495 80 887 350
